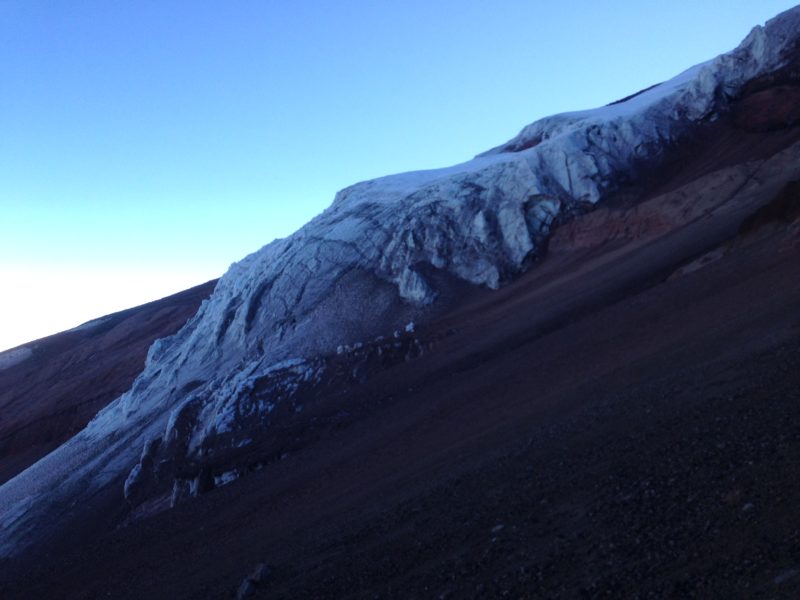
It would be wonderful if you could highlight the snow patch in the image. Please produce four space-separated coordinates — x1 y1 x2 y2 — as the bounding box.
214 470 239 487
68 316 112 333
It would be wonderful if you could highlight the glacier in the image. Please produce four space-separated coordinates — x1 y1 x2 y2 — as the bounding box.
1 6 800 559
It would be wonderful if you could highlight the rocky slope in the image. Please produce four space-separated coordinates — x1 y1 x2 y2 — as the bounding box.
3 114 799 598
2 6 800 593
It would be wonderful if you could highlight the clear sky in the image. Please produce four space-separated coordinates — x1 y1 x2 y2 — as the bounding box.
1 0 797 352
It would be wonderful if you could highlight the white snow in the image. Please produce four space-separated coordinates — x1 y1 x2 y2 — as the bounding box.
68 316 112 333
214 470 239 487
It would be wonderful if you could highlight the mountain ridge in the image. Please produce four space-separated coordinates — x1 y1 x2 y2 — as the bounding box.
2 7 800 596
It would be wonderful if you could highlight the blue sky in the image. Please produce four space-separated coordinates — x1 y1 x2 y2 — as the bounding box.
0 0 797 351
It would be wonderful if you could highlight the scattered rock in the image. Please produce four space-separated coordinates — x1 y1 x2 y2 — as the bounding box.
236 578 256 599
250 563 270 583
774 568 798 585
235 563 270 598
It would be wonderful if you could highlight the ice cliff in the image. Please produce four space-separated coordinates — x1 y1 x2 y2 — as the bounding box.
2 5 800 559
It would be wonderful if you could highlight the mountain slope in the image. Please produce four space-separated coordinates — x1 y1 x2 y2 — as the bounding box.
0 280 216 485
4 126 799 598
2 6 800 597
